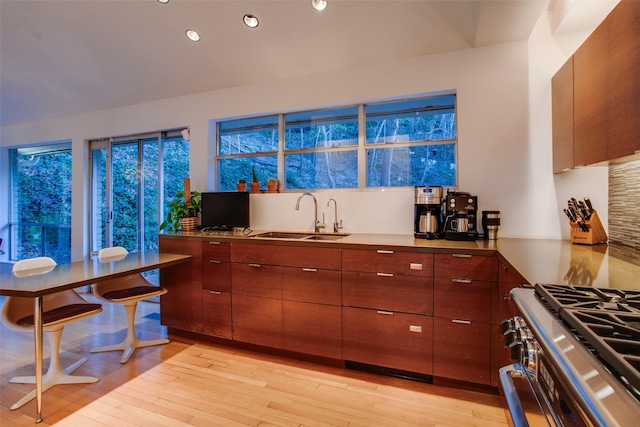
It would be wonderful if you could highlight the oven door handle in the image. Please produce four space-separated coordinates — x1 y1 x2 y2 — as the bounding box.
499 364 531 427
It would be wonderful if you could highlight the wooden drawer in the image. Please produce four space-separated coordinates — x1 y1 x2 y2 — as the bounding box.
283 301 342 359
202 260 230 292
343 307 433 375
202 241 231 291
342 271 433 315
434 253 494 282
342 249 433 276
231 263 282 298
232 294 282 348
433 317 491 385
202 240 230 261
231 243 340 269
434 278 492 322
282 267 341 306
202 290 231 339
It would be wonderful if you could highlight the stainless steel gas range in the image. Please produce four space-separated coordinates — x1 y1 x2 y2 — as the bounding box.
499 284 640 427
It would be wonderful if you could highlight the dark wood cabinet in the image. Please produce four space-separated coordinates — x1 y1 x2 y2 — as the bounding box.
342 248 434 374
159 238 203 334
491 261 526 386
605 0 640 160
342 248 433 276
343 271 432 315
433 253 495 385
433 317 491 384
433 278 491 323
495 261 522 323
343 307 433 375
282 267 341 306
574 21 609 166
283 301 341 359
230 262 283 346
554 0 640 170
232 294 283 348
202 290 232 339
232 263 283 299
231 243 340 270
552 57 574 173
231 243 342 358
201 241 232 338
202 241 230 292
161 235 509 387
434 253 495 282
281 266 341 358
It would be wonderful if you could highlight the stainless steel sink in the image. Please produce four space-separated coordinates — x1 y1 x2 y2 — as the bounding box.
251 231 349 241
303 234 349 241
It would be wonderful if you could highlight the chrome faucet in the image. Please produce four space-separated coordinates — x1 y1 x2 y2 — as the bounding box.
295 192 325 233
327 198 343 233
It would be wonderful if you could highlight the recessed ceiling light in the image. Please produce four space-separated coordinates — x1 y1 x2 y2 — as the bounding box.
157 0 169 4
243 14 259 28
311 0 327 11
185 29 200 42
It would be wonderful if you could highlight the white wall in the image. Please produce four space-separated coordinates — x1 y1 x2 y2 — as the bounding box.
0 7 614 259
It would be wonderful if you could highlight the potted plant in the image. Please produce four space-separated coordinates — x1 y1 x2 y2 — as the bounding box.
236 178 247 192
250 166 261 193
160 190 201 232
266 178 278 193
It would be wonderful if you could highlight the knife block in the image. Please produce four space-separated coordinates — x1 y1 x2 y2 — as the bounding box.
570 211 607 245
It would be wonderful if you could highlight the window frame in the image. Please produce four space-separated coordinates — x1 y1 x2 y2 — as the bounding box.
8 142 73 262
215 94 457 191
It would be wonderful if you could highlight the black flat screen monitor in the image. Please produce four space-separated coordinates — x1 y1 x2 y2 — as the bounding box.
200 192 250 231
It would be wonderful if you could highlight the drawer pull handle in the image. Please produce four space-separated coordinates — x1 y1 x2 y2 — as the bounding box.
452 319 471 325
209 260 222 264
248 263 262 268
377 272 394 277
209 291 222 295
208 241 221 245
452 253 472 258
452 278 472 284
302 268 317 272
377 250 394 254
376 310 394 315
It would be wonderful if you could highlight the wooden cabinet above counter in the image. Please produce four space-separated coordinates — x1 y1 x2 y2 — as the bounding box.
552 0 640 172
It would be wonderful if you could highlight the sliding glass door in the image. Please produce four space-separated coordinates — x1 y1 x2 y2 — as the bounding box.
90 131 189 254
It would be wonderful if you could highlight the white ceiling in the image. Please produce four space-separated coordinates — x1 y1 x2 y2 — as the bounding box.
0 0 610 127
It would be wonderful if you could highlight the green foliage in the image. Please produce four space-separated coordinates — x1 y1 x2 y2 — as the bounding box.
252 166 259 183
160 190 201 233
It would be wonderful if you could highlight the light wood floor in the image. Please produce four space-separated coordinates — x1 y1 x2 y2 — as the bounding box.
1 295 509 426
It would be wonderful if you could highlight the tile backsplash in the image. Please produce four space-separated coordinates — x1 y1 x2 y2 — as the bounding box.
609 159 640 250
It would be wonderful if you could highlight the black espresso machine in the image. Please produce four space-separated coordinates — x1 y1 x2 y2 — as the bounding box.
414 186 443 239
442 191 479 241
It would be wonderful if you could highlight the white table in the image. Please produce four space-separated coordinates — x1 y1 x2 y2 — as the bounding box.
0 252 191 423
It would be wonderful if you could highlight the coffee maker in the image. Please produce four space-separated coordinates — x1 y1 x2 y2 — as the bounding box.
443 191 479 241
414 186 443 239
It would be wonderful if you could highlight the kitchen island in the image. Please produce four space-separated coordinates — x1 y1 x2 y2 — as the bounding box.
158 231 640 390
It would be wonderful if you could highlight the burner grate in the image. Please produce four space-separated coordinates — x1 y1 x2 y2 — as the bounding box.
535 284 640 314
534 283 640 397
561 308 640 393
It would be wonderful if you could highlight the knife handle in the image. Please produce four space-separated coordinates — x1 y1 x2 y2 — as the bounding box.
584 197 594 211
563 208 575 222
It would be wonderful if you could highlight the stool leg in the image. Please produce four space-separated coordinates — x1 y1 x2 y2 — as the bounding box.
10 328 99 410
91 302 169 364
